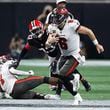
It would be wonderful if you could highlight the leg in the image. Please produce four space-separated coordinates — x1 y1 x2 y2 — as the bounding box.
73 69 91 91
56 56 79 96
11 76 58 98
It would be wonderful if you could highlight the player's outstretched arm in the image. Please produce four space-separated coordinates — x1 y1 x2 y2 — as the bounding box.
9 67 34 76
77 26 104 54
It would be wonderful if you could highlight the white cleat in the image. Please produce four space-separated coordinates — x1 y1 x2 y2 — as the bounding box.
0 92 12 99
4 93 12 99
70 74 80 91
73 93 83 105
44 94 61 100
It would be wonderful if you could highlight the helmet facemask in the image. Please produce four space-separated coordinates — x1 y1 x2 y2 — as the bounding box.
57 14 68 29
52 8 68 30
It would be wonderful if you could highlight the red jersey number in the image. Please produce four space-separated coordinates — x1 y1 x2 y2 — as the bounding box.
0 74 5 85
59 38 68 50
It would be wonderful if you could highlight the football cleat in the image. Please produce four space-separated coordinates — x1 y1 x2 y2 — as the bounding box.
0 92 12 99
81 79 91 92
44 94 61 100
4 93 12 99
70 74 80 91
73 93 83 105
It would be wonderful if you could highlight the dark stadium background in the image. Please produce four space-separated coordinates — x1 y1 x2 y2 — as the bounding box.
0 3 109 59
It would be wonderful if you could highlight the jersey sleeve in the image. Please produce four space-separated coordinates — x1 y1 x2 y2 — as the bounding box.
69 19 80 32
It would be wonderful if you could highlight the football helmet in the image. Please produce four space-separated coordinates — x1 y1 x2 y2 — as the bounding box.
0 55 12 64
29 20 44 38
52 8 68 29
56 0 67 4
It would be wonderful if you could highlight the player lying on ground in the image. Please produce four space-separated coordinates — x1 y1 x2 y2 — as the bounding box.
0 55 81 103
47 8 104 105
0 55 60 99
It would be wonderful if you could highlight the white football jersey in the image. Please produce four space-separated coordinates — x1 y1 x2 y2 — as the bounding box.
48 18 85 64
0 60 17 94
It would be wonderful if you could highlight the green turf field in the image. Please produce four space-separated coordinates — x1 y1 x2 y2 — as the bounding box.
18 66 110 100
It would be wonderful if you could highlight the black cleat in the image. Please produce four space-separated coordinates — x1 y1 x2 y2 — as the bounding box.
81 79 91 92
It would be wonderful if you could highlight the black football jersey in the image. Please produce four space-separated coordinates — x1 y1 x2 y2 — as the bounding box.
27 31 60 57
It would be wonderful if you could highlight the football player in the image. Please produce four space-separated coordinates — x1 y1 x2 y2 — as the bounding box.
47 8 104 105
16 19 85 104
45 0 74 29
0 55 82 102
45 0 91 92
0 55 60 99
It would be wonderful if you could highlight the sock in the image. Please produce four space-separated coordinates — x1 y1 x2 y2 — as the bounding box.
56 80 62 96
74 69 83 80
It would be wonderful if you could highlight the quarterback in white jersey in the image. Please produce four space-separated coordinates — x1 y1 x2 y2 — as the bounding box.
48 18 84 64
0 55 60 100
47 8 104 105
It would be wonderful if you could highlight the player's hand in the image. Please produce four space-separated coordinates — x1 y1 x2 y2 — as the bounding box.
96 44 104 54
47 34 59 44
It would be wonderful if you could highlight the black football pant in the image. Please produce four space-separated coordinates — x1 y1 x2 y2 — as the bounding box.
55 56 79 96
10 76 54 99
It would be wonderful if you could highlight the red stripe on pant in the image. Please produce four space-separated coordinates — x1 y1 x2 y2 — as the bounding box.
66 60 79 77
15 76 42 84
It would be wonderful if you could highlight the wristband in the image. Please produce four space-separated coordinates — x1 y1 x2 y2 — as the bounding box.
93 39 98 45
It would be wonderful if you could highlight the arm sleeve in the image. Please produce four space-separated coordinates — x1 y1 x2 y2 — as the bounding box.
9 67 34 76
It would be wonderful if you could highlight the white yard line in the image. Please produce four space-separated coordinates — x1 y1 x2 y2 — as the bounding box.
20 59 110 67
0 100 110 110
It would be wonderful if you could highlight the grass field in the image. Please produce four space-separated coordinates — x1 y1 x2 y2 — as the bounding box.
18 66 110 100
